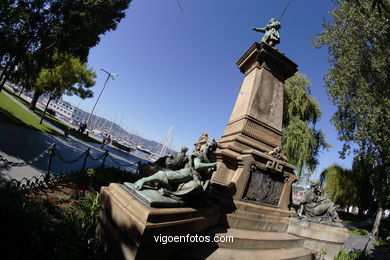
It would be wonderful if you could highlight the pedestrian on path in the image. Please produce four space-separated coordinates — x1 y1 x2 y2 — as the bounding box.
64 127 71 137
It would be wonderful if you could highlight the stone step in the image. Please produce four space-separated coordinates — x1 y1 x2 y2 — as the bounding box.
233 209 291 222
234 201 293 217
209 247 316 260
224 213 289 232
212 228 304 249
174 246 316 260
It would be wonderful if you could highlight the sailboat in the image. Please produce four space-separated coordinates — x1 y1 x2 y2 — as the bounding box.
150 126 174 161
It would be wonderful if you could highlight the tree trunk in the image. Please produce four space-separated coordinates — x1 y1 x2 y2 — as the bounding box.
18 87 25 97
0 59 11 81
357 207 362 217
0 56 16 93
29 90 42 110
0 74 10 92
40 93 52 125
371 201 383 236
0 63 12 92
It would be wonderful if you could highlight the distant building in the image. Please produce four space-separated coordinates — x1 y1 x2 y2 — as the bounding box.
40 98 88 124
292 185 306 205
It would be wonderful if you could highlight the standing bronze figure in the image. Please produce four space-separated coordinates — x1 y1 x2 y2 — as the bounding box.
252 18 281 47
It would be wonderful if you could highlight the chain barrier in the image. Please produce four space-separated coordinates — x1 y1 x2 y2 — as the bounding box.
88 152 106 161
0 170 86 191
0 145 52 167
56 150 86 164
107 153 138 168
0 143 140 192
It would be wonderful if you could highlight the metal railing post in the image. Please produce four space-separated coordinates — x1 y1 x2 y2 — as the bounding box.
82 148 90 173
46 143 56 181
102 150 109 168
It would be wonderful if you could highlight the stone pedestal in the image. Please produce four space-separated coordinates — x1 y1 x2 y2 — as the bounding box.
98 183 220 260
211 149 298 214
287 219 349 260
211 42 298 217
218 42 297 153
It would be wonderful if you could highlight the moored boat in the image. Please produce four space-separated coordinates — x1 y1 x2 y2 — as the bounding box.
112 140 133 153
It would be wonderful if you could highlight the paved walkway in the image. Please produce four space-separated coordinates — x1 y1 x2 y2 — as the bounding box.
343 219 390 259
3 88 153 162
0 88 152 182
343 234 372 252
0 121 146 181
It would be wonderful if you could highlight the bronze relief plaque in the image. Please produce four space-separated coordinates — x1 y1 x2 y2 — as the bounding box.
243 169 285 206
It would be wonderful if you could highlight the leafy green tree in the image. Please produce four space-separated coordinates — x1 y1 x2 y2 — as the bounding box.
28 0 132 109
314 0 389 235
320 164 357 209
282 73 330 181
0 0 132 109
351 0 390 15
48 0 132 61
35 52 96 124
0 0 50 92
350 156 375 214
320 159 373 214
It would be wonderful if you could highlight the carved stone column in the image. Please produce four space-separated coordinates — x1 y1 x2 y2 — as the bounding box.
211 42 298 213
219 42 297 152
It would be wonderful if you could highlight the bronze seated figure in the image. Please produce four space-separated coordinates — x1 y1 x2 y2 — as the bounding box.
133 138 217 199
298 179 342 224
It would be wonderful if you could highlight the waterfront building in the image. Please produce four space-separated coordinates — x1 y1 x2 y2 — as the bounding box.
39 98 88 124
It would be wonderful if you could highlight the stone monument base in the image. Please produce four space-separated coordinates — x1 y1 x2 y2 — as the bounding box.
98 183 348 259
221 200 295 232
97 183 221 260
173 207 348 259
287 218 349 260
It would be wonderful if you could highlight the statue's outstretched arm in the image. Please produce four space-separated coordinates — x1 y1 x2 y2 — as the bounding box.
193 157 216 171
252 27 265 33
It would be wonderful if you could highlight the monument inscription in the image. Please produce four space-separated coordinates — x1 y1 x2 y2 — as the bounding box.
243 168 285 206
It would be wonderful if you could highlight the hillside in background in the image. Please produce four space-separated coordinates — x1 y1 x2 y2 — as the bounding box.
87 114 176 154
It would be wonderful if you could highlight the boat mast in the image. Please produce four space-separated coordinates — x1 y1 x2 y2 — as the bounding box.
158 126 174 158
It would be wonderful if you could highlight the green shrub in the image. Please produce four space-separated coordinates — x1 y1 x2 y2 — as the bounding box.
65 191 100 239
349 228 371 237
0 192 61 259
335 249 368 260
0 189 102 259
55 191 101 259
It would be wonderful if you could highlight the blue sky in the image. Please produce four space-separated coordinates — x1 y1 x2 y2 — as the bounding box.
64 0 354 179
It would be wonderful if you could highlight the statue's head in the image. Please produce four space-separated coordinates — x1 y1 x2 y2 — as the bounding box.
181 146 188 153
202 138 217 154
267 18 281 28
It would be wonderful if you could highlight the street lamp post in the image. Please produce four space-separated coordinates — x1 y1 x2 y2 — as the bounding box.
86 68 118 127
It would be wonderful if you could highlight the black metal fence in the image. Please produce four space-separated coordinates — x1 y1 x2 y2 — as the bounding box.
0 143 139 191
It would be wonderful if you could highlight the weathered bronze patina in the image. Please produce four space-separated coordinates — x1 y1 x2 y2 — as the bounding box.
298 179 342 225
133 138 217 201
252 18 281 47
154 146 189 170
243 168 285 206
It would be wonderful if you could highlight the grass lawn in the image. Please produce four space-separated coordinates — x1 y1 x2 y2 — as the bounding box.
2 86 99 144
33 109 100 144
349 227 371 236
0 91 60 135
